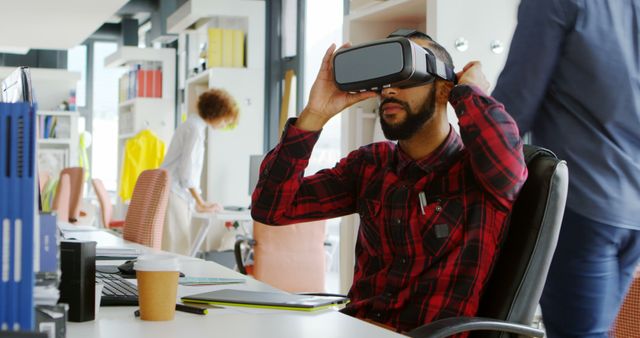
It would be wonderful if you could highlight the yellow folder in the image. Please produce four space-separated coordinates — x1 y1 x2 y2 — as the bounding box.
207 28 223 68
232 29 245 68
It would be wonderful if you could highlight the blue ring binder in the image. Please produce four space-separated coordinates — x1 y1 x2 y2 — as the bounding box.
0 101 36 331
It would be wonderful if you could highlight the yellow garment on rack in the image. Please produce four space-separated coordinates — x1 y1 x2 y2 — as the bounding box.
119 129 165 201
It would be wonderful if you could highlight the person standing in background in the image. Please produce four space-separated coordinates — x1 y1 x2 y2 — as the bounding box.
161 88 239 255
492 0 640 336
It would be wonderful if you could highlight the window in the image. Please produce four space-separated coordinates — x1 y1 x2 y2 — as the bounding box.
67 45 87 108
91 42 127 192
303 0 344 293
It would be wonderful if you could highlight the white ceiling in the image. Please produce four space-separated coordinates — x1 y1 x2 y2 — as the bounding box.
0 0 130 51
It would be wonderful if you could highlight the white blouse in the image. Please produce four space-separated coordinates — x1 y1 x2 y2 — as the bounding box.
161 114 207 205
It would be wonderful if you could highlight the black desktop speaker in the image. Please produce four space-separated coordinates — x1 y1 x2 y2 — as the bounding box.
59 240 97 322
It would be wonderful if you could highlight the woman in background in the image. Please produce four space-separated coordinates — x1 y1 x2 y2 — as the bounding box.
161 88 239 255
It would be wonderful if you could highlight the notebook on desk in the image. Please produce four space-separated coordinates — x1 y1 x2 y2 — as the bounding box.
181 289 349 312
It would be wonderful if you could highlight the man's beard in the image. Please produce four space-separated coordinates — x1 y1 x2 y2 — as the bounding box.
379 86 437 141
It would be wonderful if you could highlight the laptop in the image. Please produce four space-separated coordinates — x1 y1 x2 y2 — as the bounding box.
181 289 349 312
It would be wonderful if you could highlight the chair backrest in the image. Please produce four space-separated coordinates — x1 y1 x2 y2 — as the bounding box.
51 173 71 223
122 168 170 249
475 145 568 336
252 220 326 293
92 178 112 228
611 267 640 337
38 170 50 194
59 167 85 222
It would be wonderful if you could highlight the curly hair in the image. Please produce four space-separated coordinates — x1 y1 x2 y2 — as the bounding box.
197 88 239 125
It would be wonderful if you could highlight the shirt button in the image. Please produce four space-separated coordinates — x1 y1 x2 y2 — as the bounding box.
394 218 401 225
386 292 393 297
376 312 382 318
401 258 407 264
435 206 442 213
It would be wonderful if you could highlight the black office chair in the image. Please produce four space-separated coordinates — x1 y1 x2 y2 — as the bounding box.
407 145 569 338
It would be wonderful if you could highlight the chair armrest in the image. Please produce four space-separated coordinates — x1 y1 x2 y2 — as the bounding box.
234 235 255 275
406 317 544 338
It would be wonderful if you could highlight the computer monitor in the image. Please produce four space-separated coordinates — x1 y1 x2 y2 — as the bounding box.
248 154 265 196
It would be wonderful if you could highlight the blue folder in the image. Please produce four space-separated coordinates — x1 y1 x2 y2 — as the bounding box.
0 101 36 331
0 98 5 331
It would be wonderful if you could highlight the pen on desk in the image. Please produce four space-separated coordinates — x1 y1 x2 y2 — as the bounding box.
176 303 208 315
133 304 208 318
418 192 427 215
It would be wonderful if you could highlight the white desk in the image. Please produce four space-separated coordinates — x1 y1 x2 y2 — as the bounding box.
66 229 404 338
188 209 253 257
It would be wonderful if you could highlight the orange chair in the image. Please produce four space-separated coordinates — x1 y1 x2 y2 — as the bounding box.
92 178 125 229
610 267 640 337
122 169 170 249
235 220 327 293
56 167 84 223
51 173 71 223
38 170 51 195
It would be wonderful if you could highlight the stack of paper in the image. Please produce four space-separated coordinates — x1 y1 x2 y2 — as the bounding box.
179 277 245 286
96 247 141 259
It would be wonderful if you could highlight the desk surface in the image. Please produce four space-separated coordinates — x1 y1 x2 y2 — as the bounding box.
65 229 404 338
192 209 253 221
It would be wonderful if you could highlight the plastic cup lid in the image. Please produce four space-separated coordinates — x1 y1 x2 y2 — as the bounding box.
133 254 180 272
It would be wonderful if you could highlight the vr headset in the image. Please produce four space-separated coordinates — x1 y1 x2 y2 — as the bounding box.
333 29 456 92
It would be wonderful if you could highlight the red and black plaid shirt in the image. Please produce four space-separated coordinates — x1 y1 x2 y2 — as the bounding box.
251 85 527 333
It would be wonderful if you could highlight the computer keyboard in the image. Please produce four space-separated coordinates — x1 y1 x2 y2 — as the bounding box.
96 272 139 306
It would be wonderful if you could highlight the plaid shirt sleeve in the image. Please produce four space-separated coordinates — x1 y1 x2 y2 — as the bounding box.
251 118 359 224
450 84 528 209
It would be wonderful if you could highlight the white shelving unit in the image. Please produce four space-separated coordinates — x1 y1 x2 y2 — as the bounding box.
104 47 176 212
0 67 81 112
338 0 519 292
36 110 79 178
168 0 265 209
0 67 81 180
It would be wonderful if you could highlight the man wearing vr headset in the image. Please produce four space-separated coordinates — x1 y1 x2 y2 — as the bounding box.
252 30 527 333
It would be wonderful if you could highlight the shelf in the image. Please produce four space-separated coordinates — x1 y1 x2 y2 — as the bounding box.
348 0 425 23
0 67 80 83
104 46 175 68
38 139 71 145
0 67 81 112
167 0 260 33
105 46 176 107
37 110 79 117
166 0 265 70
185 69 211 86
118 97 166 108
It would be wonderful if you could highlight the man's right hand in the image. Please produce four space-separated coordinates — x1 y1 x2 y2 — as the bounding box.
296 43 376 132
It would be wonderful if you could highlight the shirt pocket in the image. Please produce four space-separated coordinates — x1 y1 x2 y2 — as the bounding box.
357 198 382 251
420 195 464 258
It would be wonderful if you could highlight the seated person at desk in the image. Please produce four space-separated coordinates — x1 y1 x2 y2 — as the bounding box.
251 30 527 332
161 88 239 255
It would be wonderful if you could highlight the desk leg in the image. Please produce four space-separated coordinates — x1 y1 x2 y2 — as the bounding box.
189 217 214 257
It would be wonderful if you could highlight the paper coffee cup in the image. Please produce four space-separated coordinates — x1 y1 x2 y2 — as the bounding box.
134 254 180 321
